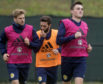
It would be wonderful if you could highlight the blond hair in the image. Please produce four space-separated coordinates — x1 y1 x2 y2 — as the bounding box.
12 9 26 18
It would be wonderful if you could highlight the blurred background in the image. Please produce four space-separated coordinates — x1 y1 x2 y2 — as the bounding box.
0 0 103 84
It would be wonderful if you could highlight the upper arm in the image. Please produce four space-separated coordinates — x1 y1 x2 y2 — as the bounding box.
0 29 7 43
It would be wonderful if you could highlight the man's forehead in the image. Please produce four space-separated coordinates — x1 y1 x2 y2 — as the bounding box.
74 5 83 8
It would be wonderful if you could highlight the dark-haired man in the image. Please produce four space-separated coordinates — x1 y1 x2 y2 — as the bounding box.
57 1 92 84
35 16 61 84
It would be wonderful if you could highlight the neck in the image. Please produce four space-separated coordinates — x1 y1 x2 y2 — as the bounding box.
46 27 50 34
72 16 81 23
13 22 25 29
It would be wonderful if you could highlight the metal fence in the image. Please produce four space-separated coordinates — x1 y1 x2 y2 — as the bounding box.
0 16 103 82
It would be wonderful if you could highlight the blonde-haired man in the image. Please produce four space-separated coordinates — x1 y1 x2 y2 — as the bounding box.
0 9 40 84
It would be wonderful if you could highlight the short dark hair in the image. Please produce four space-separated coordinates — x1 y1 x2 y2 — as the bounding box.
40 16 52 25
70 1 83 10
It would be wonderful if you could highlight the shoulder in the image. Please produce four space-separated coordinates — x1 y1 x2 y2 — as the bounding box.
4 25 13 32
37 30 41 33
81 21 88 29
25 24 34 31
61 18 70 23
51 29 58 33
25 24 33 29
52 29 58 32
51 29 58 35
60 18 71 27
81 20 88 25
36 30 41 35
5 25 12 29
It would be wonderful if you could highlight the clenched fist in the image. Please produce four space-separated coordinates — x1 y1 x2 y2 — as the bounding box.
24 37 30 46
3 53 9 62
87 44 92 53
75 32 82 38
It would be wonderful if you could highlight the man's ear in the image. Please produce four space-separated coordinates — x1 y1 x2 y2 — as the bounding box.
13 17 17 22
49 24 51 28
70 10 73 15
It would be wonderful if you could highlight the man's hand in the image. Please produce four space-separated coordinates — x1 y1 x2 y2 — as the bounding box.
75 32 82 38
24 37 30 46
40 30 47 38
52 49 59 55
3 53 9 62
87 44 92 53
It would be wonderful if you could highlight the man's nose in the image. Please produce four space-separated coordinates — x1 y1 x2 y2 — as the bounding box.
41 27 45 29
41 28 44 30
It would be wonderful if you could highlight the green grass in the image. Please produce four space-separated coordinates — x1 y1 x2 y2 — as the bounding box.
0 0 103 17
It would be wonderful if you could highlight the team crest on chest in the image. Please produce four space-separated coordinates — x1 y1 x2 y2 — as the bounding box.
17 47 22 52
46 53 51 58
78 40 82 45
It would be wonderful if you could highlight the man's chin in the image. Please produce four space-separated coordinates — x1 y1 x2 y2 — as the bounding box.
20 23 25 26
77 16 82 19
